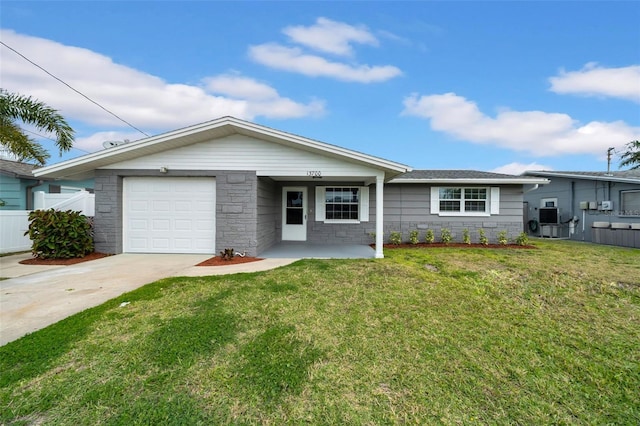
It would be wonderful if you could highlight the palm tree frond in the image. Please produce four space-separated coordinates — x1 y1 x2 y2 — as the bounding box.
0 117 50 165
0 89 75 156
619 140 640 170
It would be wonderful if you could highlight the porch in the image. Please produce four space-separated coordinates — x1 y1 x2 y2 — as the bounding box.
260 242 375 259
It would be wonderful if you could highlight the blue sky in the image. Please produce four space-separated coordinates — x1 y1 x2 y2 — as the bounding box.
2 1 639 174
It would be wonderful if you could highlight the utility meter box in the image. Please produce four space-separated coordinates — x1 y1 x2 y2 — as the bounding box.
579 201 589 210
600 201 613 210
589 201 597 210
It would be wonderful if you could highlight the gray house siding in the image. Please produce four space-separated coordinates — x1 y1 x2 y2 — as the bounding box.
94 169 259 256
381 184 525 243
524 176 640 244
93 172 531 256
276 182 526 247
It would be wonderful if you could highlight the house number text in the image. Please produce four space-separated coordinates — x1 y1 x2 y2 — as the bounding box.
307 170 322 177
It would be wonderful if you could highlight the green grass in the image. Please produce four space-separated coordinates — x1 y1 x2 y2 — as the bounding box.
1 240 639 424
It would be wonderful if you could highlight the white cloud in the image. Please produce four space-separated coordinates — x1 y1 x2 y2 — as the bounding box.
490 162 552 175
203 74 325 119
249 43 402 83
282 17 378 56
402 92 640 157
0 29 324 141
203 74 279 100
74 131 144 153
549 63 640 103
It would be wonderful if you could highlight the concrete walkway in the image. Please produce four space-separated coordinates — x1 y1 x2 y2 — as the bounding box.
0 253 297 346
260 242 375 259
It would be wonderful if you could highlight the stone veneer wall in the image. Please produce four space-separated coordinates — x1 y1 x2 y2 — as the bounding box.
256 177 278 255
93 169 258 255
215 171 258 256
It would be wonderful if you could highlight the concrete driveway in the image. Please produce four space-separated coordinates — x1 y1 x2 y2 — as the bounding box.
0 253 296 346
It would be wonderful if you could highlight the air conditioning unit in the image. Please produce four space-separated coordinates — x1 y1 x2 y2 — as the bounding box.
539 207 559 224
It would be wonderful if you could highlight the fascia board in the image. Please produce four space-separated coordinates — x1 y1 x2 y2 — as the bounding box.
389 178 550 185
524 171 640 184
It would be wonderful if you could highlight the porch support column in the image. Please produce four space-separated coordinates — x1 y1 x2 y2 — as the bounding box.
375 175 384 259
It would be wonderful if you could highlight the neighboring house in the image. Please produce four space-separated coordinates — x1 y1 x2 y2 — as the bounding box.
33 117 547 258
0 158 94 210
523 170 640 248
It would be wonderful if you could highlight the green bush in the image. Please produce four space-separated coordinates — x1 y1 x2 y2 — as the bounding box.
25 209 94 259
389 231 402 245
515 232 530 246
498 230 509 245
440 228 452 244
478 228 489 245
425 229 435 244
409 230 419 245
462 228 471 244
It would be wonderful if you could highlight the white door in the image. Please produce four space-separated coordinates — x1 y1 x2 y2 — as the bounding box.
282 187 307 241
123 177 216 253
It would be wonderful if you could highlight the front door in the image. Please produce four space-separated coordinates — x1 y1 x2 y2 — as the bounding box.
282 187 307 241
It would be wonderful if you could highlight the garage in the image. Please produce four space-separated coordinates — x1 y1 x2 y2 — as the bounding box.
123 177 216 254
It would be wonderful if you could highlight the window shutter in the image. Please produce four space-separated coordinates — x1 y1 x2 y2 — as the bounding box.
315 187 325 221
359 186 369 222
490 187 500 214
430 187 440 214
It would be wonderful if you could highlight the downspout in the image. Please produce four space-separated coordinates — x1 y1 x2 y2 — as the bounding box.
25 180 43 210
524 184 539 234
524 184 539 193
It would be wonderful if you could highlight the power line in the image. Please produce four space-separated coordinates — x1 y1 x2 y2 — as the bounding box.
0 41 150 137
22 128 92 154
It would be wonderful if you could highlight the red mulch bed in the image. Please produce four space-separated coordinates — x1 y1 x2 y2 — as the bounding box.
373 243 537 249
19 252 112 265
196 256 264 266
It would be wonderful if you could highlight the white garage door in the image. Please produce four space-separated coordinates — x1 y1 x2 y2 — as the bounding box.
123 177 216 254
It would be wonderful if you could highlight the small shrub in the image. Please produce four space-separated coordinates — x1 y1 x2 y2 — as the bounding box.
462 228 471 244
440 228 452 244
219 248 235 260
515 232 529 246
498 231 509 245
425 229 435 244
478 228 489 245
389 231 402 245
26 209 94 259
409 230 419 245
368 232 376 242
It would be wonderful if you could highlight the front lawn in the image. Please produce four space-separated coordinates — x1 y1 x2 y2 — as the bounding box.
1 240 639 424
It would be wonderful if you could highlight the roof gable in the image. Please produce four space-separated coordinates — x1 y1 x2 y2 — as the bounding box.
34 117 410 180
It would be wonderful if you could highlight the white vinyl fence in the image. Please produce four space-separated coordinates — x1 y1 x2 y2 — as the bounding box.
0 211 31 254
0 191 95 254
33 190 95 216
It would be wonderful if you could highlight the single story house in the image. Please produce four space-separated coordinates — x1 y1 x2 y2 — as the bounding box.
0 158 93 210
33 117 548 258
522 170 640 248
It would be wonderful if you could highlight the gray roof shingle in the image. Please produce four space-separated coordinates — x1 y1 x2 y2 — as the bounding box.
395 170 528 180
0 159 38 179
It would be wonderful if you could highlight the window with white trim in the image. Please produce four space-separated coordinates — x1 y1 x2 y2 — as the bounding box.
315 186 369 223
431 187 500 216
620 190 640 216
